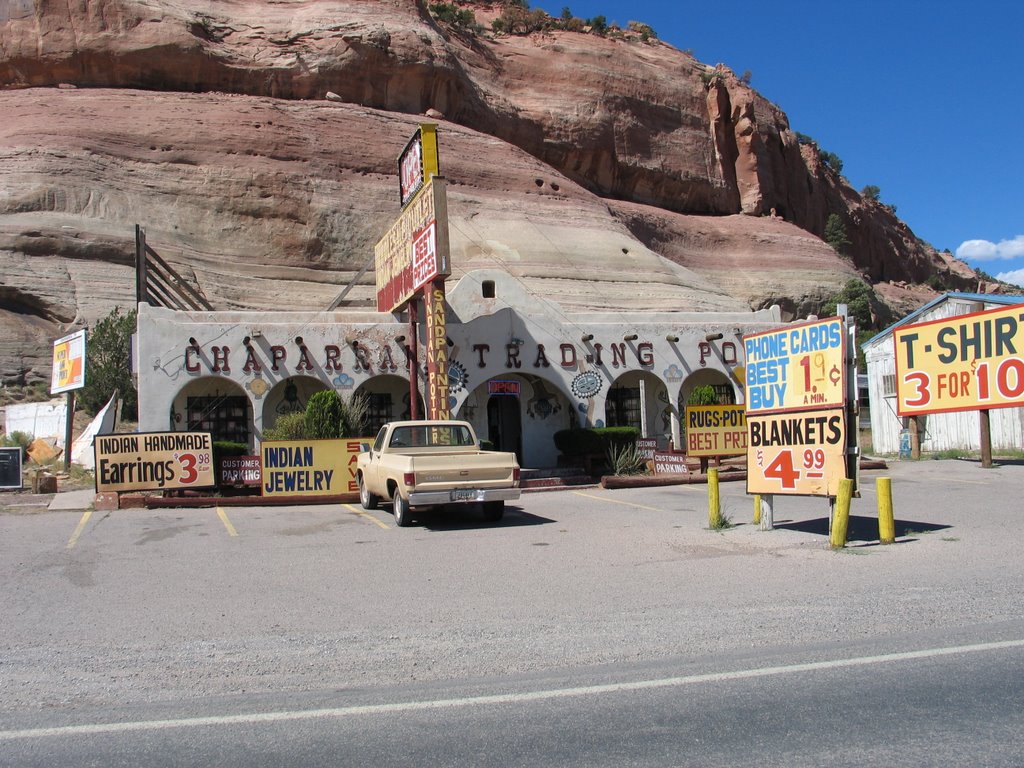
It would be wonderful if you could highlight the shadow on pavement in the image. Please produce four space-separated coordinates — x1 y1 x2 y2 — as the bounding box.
402 505 555 531
776 514 951 542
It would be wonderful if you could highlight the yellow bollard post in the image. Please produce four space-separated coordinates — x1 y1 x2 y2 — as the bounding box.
877 477 895 544
753 494 762 526
708 468 721 529
830 478 853 549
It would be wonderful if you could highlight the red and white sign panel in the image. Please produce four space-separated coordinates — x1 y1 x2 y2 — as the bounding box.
412 221 439 291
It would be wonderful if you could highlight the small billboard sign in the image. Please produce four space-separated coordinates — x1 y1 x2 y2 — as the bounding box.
894 302 1024 416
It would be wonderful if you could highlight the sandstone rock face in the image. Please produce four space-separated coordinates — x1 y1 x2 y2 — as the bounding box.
0 0 983 384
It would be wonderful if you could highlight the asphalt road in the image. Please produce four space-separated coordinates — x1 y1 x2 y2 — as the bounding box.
2 459 1023 765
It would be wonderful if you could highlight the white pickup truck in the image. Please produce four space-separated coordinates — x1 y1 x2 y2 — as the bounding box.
355 420 521 527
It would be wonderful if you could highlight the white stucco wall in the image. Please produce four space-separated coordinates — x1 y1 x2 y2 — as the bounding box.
136 270 783 467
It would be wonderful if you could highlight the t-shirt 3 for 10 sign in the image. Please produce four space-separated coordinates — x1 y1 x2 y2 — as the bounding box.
743 317 848 496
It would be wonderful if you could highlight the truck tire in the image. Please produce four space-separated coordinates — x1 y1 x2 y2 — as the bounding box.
482 500 504 522
358 475 379 510
393 493 413 527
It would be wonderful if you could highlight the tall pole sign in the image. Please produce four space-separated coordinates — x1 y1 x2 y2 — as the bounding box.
374 124 451 420
743 317 849 496
51 329 87 472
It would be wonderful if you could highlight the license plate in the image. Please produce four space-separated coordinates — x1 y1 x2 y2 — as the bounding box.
451 489 482 502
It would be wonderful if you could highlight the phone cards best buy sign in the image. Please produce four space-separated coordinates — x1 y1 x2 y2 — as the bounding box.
743 317 846 414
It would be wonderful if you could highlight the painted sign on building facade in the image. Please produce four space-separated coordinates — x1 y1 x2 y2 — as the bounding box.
894 302 1024 416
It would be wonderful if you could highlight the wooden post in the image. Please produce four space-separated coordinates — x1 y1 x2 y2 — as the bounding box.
909 416 921 459
979 409 992 468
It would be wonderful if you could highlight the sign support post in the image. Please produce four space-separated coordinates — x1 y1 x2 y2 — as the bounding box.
980 409 992 468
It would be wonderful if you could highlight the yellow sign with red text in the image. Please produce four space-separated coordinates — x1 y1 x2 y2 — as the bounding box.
684 405 746 457
894 302 1024 416
746 409 847 496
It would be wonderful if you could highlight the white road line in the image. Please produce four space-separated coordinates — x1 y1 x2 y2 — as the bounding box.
2 638 1022 741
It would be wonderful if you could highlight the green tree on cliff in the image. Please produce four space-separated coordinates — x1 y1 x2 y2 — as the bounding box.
824 213 851 255
80 307 138 420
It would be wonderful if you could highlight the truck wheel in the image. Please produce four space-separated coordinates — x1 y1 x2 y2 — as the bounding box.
482 500 504 522
393 493 413 527
358 476 379 510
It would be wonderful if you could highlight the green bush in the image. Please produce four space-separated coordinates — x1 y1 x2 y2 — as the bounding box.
606 442 647 475
339 392 369 438
305 390 344 439
1 430 33 457
263 412 307 441
429 2 476 28
686 385 718 405
820 150 844 175
212 440 249 469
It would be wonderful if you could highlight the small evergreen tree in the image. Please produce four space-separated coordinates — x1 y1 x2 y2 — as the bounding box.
822 279 875 330
860 184 881 201
824 213 851 255
80 307 137 419
305 390 344 439
820 150 844 175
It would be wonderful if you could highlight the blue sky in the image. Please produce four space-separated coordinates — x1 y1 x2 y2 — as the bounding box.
532 0 1024 288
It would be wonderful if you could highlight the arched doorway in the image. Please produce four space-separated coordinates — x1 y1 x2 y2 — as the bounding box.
171 378 253 449
354 374 424 436
605 371 670 445
262 376 329 433
487 393 522 465
462 373 571 467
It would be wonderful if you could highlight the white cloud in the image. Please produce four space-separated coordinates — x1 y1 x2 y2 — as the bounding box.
994 269 1024 289
956 235 1024 261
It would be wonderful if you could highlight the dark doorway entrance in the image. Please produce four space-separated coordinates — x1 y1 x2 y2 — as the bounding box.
487 395 523 466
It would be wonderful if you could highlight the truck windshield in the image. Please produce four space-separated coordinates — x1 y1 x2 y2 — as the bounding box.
389 425 474 448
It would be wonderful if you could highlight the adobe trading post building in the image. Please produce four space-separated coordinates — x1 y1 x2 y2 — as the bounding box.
134 124 785 468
